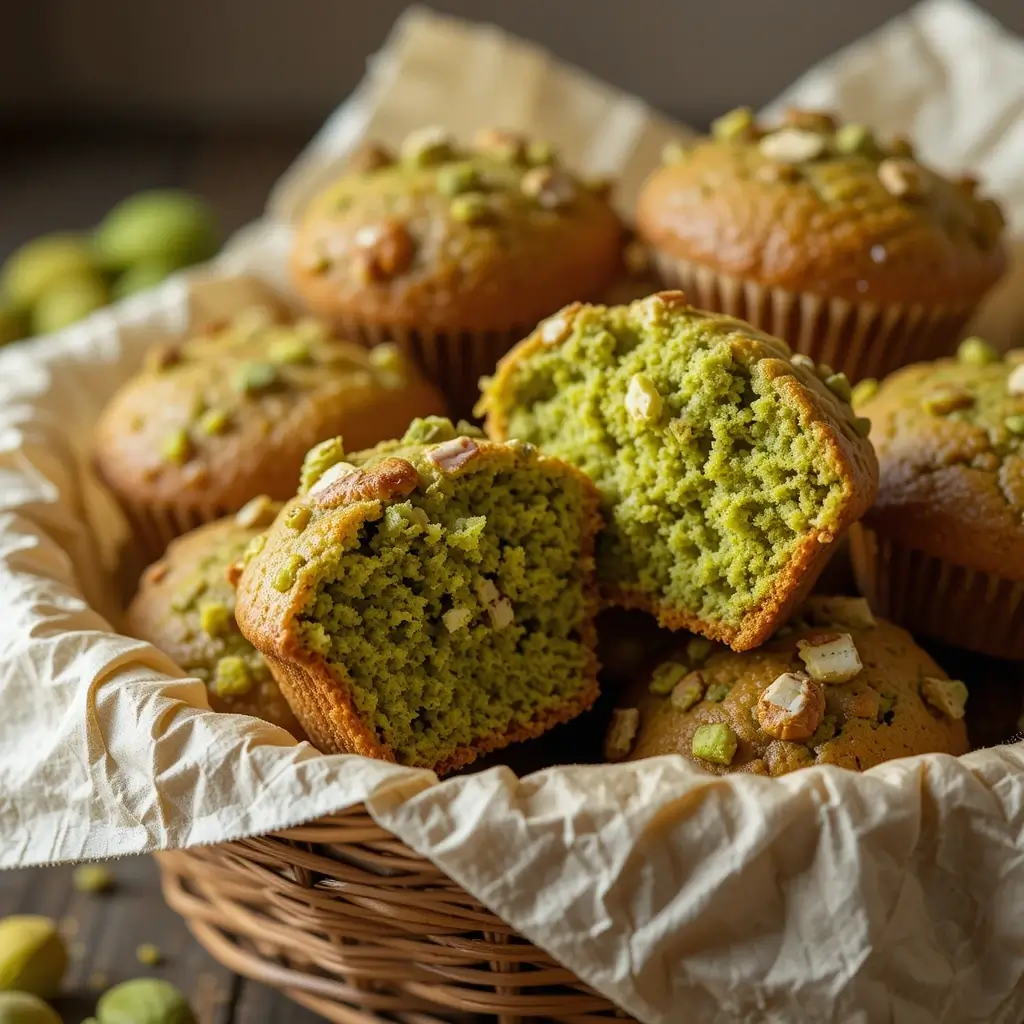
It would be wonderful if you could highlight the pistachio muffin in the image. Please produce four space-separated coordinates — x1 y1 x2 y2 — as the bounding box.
234 417 603 773
850 337 1024 659
125 498 305 738
478 291 878 651
290 127 624 415
94 306 446 560
637 108 1007 381
605 596 969 775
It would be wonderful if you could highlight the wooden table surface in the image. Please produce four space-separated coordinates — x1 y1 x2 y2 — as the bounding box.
1 123 329 1024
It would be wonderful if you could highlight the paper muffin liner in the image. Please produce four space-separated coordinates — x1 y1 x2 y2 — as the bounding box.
330 317 528 420
652 253 975 382
850 524 1024 661
116 492 230 567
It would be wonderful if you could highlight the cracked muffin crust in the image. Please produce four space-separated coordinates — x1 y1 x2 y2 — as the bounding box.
606 596 969 776
850 338 1024 657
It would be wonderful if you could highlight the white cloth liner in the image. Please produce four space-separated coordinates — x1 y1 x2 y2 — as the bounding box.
3 3 1024 1020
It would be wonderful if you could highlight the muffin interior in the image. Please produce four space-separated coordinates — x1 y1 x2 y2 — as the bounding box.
296 459 595 767
498 305 850 630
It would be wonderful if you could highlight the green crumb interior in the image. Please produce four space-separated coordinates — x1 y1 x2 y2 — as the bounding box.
296 455 593 767
500 303 848 627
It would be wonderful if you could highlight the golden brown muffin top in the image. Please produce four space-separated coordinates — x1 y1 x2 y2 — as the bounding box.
637 108 1006 307
607 596 969 776
290 127 624 331
93 306 447 512
856 337 1024 579
125 504 306 738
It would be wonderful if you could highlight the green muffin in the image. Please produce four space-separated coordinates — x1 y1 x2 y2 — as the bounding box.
125 498 305 738
233 418 603 773
478 291 878 651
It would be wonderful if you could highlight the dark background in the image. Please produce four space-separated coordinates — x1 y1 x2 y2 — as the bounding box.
3 0 1024 257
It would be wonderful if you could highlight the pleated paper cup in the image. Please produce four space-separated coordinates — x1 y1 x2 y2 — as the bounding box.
850 523 1024 661
333 316 527 421
653 252 976 382
117 492 234 568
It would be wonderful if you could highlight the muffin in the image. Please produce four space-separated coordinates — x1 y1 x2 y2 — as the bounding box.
289 127 624 415
605 596 969 775
637 108 1007 381
234 417 603 773
125 497 305 738
477 291 878 651
93 306 446 560
849 337 1024 659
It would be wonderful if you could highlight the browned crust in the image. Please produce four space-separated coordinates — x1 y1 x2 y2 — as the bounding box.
235 441 604 774
312 457 420 508
635 141 1006 308
481 294 879 653
290 170 624 332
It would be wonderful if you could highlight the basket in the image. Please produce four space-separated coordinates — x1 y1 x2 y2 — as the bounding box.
156 805 632 1023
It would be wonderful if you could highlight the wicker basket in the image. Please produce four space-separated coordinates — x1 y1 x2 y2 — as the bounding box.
157 805 632 1023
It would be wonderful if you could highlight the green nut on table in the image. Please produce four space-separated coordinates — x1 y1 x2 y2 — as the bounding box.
0 991 62 1024
97 978 196 1024
94 190 218 271
0 915 68 999
0 234 98 309
31 274 108 335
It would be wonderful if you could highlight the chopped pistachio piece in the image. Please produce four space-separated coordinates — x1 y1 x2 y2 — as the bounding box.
921 387 974 415
73 864 116 894
437 162 480 196
797 632 862 683
957 336 999 366
625 373 664 425
525 140 556 166
198 600 232 638
170 576 206 612
443 606 474 633
759 129 825 164
661 141 690 165
1006 415 1024 436
833 123 875 156
756 671 825 741
850 378 878 407
921 677 968 720
400 125 455 166
853 416 872 438
824 372 853 403
790 353 816 371
670 672 705 711
804 596 876 631
300 437 346 492
197 407 229 436
234 361 279 394
136 943 162 966
242 534 266 565
877 158 927 200
686 636 714 664
214 656 252 697
649 660 688 696
449 192 494 225
273 553 307 593
712 106 755 141
691 722 738 765
704 681 732 703
235 494 278 529
268 337 311 365
160 428 193 466
520 166 576 208
284 505 311 531
605 708 640 762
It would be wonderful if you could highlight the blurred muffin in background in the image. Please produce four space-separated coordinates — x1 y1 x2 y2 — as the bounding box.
290 127 624 415
94 306 446 560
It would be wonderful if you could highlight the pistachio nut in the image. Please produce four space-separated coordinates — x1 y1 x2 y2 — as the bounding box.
96 978 197 1024
0 916 68 998
0 991 62 1024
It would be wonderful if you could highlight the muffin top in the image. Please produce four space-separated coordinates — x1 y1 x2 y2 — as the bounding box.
290 127 624 331
93 306 447 512
125 500 305 738
857 337 1024 579
636 108 1006 307
606 596 969 776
